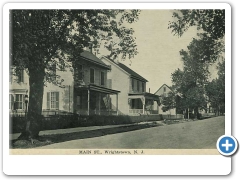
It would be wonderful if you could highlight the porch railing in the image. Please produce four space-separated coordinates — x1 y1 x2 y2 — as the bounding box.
129 109 143 114
129 109 158 115
145 110 158 115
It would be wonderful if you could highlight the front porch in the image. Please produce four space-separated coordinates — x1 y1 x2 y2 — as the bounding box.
74 84 120 116
128 92 160 116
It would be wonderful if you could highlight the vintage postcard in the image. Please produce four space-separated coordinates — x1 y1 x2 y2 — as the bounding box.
3 2 232 175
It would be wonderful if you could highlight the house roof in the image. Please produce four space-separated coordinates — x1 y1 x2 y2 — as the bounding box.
154 84 173 95
80 51 111 70
116 63 148 82
101 56 148 82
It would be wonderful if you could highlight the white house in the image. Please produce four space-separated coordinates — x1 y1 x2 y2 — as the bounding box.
9 50 120 116
101 56 160 115
154 84 177 115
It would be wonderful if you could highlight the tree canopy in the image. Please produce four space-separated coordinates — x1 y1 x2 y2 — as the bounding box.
11 10 140 84
169 9 225 118
168 9 225 40
161 91 176 113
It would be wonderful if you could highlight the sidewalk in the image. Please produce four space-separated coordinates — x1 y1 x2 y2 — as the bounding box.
10 124 135 141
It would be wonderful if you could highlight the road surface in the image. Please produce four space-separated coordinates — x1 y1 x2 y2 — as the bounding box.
39 116 225 149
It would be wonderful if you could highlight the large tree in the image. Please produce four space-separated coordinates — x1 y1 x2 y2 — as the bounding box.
169 9 225 118
11 10 140 139
161 91 176 114
171 37 211 119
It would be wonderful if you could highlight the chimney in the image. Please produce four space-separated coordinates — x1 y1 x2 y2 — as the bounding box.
84 44 93 54
149 88 150 93
114 59 119 64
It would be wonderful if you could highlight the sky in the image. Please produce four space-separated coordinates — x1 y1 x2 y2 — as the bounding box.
104 10 200 93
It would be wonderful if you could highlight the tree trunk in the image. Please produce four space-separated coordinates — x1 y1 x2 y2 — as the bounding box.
18 66 45 140
194 107 199 119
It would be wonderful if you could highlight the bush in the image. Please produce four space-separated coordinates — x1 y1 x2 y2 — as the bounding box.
10 114 135 133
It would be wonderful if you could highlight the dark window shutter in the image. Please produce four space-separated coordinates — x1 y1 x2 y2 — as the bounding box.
47 92 50 109
56 92 59 109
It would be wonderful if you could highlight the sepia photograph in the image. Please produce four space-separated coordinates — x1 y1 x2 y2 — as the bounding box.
8 7 225 154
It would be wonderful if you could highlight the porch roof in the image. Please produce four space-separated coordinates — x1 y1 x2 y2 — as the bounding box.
128 92 160 100
76 84 120 95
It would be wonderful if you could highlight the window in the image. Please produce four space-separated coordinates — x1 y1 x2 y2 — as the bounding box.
163 87 166 92
100 71 105 86
132 79 134 91
15 94 25 110
78 65 84 80
142 82 145 92
17 69 24 83
9 94 14 110
90 68 95 84
47 92 59 109
137 81 140 91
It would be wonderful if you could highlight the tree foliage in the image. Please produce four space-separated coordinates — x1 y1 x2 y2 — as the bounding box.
169 9 225 118
168 9 225 40
171 37 210 118
11 10 140 84
10 10 140 139
205 59 225 114
169 9 225 64
161 91 176 113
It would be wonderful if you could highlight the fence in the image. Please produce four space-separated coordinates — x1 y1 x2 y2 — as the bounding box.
162 114 184 120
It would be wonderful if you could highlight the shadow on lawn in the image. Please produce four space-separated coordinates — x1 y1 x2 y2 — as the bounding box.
10 123 160 149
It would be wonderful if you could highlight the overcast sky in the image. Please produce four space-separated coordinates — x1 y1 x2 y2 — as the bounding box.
101 10 218 93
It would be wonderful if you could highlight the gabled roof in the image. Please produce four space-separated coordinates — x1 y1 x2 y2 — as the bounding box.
154 84 173 95
116 63 148 82
101 56 148 82
80 51 111 70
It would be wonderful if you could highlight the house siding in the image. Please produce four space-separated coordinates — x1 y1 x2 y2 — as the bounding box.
42 67 74 113
130 77 145 94
75 60 108 88
101 58 130 115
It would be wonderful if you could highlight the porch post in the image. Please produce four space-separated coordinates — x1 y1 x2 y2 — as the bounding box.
116 93 118 115
99 93 101 115
87 88 90 116
142 97 145 115
108 94 110 115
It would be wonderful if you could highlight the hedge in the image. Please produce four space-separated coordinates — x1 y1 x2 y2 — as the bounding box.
9 114 134 134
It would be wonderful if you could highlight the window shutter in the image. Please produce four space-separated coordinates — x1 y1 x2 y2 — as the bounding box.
47 92 50 109
56 92 59 109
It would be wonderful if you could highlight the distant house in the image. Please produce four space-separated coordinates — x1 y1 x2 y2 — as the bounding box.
154 84 179 116
101 56 160 115
9 50 120 116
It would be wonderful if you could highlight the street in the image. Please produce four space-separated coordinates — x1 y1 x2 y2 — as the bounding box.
39 116 225 149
